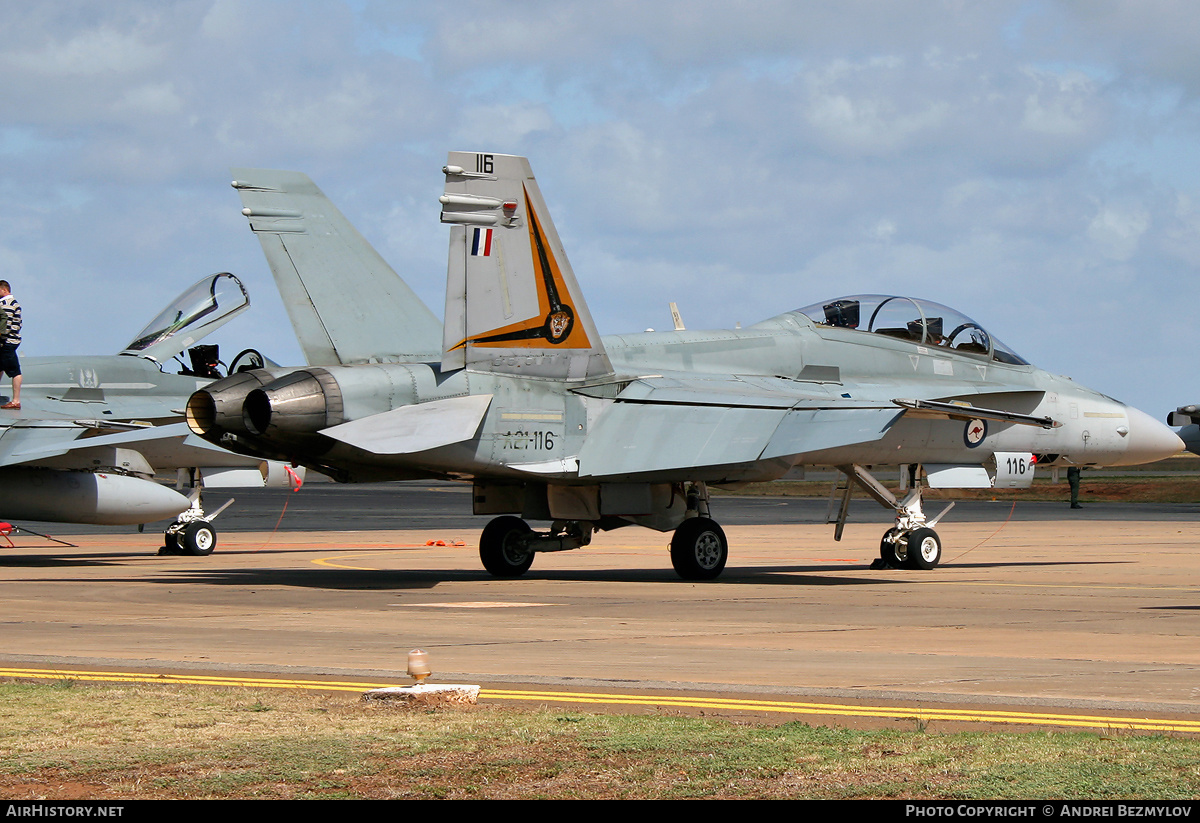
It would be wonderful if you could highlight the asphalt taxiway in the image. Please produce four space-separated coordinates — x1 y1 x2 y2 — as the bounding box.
2 483 1199 730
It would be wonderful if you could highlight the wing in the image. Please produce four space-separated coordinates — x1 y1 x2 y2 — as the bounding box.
0 420 269 473
575 375 901 479
574 376 1057 480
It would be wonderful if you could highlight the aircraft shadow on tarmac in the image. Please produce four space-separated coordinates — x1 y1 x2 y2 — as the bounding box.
0 547 336 568
0 552 163 568
10 558 1135 589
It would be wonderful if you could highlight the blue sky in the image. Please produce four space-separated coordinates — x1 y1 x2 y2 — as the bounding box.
1 1 1198 420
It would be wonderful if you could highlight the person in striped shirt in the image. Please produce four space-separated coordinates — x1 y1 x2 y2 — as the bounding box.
0 280 22 410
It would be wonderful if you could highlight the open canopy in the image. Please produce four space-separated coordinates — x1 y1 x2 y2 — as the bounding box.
121 272 250 362
795 294 1029 365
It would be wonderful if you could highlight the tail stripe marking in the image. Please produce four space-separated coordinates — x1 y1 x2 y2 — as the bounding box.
464 187 591 350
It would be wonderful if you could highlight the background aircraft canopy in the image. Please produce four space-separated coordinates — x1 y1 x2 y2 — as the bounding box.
121 272 250 362
795 294 1029 366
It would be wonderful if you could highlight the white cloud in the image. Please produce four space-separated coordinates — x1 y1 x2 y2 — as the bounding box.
3 24 166 76
0 0 1196 416
113 82 182 115
1087 200 1151 262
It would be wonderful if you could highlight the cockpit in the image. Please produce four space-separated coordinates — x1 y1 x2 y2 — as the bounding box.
122 273 250 362
795 295 1029 366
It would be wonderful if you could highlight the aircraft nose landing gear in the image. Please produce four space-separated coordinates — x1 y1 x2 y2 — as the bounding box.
837 464 952 571
159 493 234 557
880 525 943 570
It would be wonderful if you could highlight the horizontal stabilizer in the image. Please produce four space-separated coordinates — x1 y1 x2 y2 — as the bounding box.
321 395 493 455
231 168 442 365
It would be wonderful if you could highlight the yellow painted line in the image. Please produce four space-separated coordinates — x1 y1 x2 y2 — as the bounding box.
399 601 560 609
2 667 1199 733
0 667 387 693
487 689 1200 733
916 579 1200 593
309 554 384 573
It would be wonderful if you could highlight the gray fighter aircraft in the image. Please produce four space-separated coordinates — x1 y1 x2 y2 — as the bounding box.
1167 406 1200 454
188 155 1182 579
1 272 295 554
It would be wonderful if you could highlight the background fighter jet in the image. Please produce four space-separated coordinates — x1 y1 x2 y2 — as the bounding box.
1167 406 1200 455
190 155 1182 580
0 273 296 555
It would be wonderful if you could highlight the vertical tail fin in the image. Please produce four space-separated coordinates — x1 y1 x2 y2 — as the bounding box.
231 168 442 366
439 152 611 381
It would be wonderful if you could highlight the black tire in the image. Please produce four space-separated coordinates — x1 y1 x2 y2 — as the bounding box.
670 517 728 580
179 521 216 556
879 528 903 567
158 524 185 555
479 516 534 577
904 527 941 570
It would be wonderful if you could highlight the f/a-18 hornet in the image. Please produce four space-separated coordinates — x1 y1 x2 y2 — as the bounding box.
187 154 1182 579
0 273 296 555
1168 406 1200 455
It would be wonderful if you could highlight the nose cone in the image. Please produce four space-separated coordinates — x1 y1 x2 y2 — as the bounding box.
1122 406 1184 465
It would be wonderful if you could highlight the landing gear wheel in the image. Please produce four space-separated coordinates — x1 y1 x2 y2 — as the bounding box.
158 523 185 555
179 520 216 556
670 517 728 580
904 527 941 570
479 516 534 577
879 528 903 567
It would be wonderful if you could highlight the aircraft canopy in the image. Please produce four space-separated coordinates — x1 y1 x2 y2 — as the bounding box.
121 272 250 362
795 294 1029 366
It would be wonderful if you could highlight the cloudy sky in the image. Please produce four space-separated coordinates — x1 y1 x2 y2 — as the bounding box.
1 1 1197 420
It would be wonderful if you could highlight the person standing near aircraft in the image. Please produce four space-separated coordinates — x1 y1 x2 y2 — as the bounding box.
0 280 22 410
1067 466 1082 509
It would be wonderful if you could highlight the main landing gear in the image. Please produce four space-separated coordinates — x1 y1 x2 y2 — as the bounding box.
834 464 953 571
669 516 728 580
159 492 234 557
477 516 595 577
477 482 730 581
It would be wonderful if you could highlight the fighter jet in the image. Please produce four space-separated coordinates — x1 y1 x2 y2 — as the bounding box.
1167 406 1200 454
188 155 1182 579
1 272 296 555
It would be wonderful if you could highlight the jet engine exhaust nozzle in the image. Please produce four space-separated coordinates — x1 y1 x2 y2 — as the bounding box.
242 368 344 437
185 369 278 440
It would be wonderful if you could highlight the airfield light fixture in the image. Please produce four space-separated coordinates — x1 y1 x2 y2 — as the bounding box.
407 649 431 684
